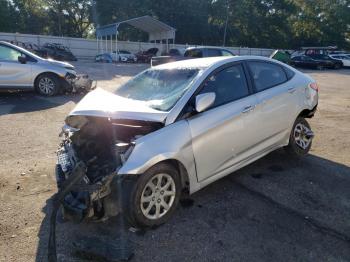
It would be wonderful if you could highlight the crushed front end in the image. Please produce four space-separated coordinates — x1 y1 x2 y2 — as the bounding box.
64 73 96 94
55 116 162 222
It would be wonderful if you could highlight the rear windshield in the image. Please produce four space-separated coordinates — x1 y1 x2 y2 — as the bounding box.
115 68 200 111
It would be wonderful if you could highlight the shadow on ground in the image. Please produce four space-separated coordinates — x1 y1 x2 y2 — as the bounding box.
0 92 84 116
35 150 350 262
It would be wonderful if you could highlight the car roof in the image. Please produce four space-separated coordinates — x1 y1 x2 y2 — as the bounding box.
186 46 230 50
153 56 278 70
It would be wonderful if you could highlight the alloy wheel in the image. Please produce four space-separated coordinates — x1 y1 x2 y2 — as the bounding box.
38 77 55 95
140 173 176 220
294 123 314 150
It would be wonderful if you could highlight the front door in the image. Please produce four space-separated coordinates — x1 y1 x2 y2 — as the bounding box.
0 44 33 88
186 63 259 182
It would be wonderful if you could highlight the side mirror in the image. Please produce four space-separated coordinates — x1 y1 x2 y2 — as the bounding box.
195 92 216 113
18 55 27 64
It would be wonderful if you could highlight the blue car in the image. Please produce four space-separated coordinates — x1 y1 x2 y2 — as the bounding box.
95 53 113 63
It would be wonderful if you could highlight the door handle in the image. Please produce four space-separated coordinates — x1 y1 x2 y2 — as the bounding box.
288 87 296 93
242 105 254 113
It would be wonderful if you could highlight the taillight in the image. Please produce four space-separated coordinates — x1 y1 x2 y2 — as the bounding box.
309 82 319 92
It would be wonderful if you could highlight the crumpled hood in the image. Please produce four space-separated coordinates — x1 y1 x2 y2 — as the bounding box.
69 88 168 123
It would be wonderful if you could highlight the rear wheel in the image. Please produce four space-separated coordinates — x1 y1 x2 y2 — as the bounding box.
334 63 342 69
124 163 181 228
285 117 314 157
35 73 60 96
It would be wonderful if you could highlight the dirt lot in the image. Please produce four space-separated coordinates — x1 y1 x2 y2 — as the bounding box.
0 62 349 262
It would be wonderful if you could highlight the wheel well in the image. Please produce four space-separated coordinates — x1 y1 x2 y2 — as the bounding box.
34 72 61 87
298 108 315 119
156 159 190 195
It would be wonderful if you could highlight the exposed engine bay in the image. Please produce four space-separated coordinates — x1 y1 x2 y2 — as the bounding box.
56 115 163 222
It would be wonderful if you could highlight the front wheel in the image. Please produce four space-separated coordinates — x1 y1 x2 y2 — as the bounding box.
35 73 60 96
124 163 181 228
285 117 314 157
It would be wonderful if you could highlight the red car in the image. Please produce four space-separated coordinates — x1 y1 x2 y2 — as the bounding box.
136 48 159 63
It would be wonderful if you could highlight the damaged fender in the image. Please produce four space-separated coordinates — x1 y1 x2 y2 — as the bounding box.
118 120 199 194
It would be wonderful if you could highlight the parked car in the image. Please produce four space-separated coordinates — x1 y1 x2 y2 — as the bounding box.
270 49 291 64
0 41 92 96
160 48 185 56
23 42 48 58
55 56 318 228
5 40 47 58
306 54 343 69
290 55 342 70
151 46 234 66
95 53 113 63
112 50 137 62
136 48 159 63
42 43 77 61
329 54 350 67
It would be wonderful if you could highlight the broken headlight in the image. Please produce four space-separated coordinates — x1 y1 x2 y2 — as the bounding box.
65 115 88 129
115 142 134 165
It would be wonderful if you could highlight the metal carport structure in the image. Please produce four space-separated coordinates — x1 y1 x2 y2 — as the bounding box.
96 15 176 54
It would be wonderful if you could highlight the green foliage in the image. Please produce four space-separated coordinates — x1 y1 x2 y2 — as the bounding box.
1 0 349 49
0 0 17 32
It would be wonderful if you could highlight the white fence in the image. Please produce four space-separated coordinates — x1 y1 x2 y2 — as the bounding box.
0 32 275 60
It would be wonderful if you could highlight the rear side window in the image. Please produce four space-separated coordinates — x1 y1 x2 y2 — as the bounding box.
283 66 295 80
200 64 249 108
221 50 233 56
206 49 222 57
248 61 288 92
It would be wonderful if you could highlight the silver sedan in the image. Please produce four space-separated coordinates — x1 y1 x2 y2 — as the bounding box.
0 41 91 96
56 56 318 227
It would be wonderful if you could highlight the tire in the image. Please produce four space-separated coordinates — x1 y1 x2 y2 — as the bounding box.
35 73 60 96
124 163 181 228
285 117 313 157
334 64 341 69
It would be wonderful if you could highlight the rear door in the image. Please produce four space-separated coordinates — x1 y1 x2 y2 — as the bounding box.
246 60 298 151
186 62 260 182
0 44 33 88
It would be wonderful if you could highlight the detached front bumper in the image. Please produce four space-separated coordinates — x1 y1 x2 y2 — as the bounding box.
64 73 97 93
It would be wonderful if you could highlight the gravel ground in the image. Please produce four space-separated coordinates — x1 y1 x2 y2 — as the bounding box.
0 62 349 262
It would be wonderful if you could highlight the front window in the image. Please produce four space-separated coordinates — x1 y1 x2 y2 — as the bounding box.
0 45 22 61
184 49 203 58
115 68 200 111
199 64 249 109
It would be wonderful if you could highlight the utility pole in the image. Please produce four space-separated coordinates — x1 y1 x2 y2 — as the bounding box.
223 0 229 47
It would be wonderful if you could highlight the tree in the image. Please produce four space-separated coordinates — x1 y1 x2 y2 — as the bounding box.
9 0 49 34
47 0 93 38
0 0 17 33
1 0 349 49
